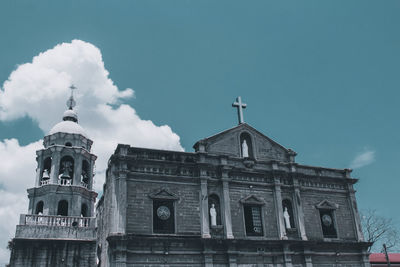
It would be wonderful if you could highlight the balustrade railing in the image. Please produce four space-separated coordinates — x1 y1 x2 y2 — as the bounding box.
59 178 72 185
22 214 93 228
40 179 50 185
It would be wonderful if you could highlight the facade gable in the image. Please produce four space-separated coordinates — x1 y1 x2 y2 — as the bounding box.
194 123 295 162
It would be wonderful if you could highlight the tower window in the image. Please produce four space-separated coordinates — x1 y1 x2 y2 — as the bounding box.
244 205 263 236
41 157 52 182
81 203 88 217
35 201 44 215
153 199 174 234
59 156 74 182
57 200 68 216
65 142 72 147
81 160 90 185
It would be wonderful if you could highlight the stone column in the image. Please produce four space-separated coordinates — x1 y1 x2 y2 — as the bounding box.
221 176 234 239
273 169 286 239
73 153 82 186
200 174 211 238
293 176 307 240
50 150 61 184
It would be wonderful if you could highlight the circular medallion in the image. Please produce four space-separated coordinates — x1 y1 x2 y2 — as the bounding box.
157 206 170 220
322 214 332 227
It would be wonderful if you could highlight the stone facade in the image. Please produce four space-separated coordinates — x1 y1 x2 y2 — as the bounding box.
97 123 371 266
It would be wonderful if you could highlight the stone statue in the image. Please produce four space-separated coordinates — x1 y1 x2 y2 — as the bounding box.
283 207 291 229
242 140 249 158
210 204 217 226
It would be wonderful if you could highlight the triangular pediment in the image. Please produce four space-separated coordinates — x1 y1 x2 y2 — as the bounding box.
240 195 265 205
315 199 339 210
193 123 295 162
148 188 179 200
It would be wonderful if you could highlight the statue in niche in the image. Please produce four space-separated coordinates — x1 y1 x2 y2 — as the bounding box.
242 139 249 158
283 207 291 229
210 204 217 226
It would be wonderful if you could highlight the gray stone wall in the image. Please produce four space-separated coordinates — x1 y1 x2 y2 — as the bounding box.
9 239 96 267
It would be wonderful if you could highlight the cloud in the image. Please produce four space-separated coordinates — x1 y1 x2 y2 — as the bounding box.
0 40 183 264
349 149 375 169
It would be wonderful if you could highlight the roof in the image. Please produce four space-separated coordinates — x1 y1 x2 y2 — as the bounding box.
370 253 400 263
49 120 88 138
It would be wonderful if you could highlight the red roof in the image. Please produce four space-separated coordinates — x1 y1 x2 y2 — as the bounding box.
370 253 400 263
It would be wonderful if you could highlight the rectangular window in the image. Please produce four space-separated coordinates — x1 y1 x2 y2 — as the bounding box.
319 209 337 238
153 199 174 234
244 205 263 236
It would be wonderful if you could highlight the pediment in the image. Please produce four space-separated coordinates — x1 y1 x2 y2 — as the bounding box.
148 188 179 200
240 195 265 205
315 200 339 210
193 123 296 162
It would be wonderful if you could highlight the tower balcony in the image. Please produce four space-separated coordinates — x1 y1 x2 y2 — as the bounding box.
15 214 96 240
39 178 89 189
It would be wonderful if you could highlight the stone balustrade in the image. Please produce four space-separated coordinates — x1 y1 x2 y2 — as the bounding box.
21 214 94 228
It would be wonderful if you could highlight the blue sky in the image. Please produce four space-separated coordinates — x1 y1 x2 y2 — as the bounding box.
0 0 399 261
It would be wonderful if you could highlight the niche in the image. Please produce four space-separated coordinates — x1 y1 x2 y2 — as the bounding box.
208 194 222 226
240 132 254 158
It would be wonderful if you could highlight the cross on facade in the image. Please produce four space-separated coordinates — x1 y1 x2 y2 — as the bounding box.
232 96 247 124
66 85 77 109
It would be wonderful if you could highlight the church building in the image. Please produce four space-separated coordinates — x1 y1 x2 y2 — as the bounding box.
96 96 371 266
8 92 371 266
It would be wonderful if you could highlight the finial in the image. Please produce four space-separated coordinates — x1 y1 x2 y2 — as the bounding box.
66 85 77 110
232 96 247 124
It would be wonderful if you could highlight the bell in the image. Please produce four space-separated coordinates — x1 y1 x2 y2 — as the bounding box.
42 169 50 179
60 169 71 179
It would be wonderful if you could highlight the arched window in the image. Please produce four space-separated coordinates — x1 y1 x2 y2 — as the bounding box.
57 200 68 216
41 157 52 181
59 156 74 183
35 201 44 214
81 203 88 217
282 199 295 229
208 194 222 226
81 160 90 185
65 142 72 147
240 132 254 158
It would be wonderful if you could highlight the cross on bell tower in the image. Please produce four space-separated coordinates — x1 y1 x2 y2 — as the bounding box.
232 96 247 124
67 85 77 110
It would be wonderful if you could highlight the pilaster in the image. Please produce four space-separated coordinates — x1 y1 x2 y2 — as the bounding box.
35 154 43 187
222 177 234 239
293 176 307 240
347 183 365 241
50 150 61 184
73 153 82 186
273 175 286 239
200 174 211 238
283 244 293 267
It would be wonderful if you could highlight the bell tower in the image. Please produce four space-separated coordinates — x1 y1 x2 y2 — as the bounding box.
9 86 98 266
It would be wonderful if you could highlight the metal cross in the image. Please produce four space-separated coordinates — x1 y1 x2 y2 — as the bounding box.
66 85 77 109
232 96 247 124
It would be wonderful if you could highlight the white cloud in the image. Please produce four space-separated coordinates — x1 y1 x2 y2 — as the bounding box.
0 40 183 264
349 149 375 169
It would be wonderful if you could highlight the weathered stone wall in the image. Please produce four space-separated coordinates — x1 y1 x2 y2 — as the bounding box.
9 239 96 267
126 178 201 235
229 184 278 238
302 191 356 241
